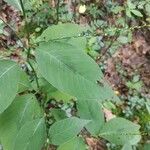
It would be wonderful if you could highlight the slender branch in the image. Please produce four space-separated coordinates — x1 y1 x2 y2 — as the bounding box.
28 61 39 88
73 0 77 22
19 0 39 89
20 0 30 60
56 0 60 24
0 18 26 49
98 30 120 60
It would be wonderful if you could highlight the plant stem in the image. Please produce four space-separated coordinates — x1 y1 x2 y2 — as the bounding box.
0 18 26 49
20 0 30 60
28 61 40 88
56 0 60 24
19 0 39 89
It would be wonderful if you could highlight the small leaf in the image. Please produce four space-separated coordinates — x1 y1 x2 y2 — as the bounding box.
126 9 132 18
99 117 141 145
146 101 150 114
57 137 86 150
49 117 89 145
131 10 143 17
145 4 150 14
118 36 128 44
77 99 104 135
13 118 46 150
51 108 67 121
0 60 20 113
127 0 136 9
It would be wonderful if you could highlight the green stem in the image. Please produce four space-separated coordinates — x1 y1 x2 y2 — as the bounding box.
20 0 30 60
56 0 60 24
28 61 40 88
19 0 39 89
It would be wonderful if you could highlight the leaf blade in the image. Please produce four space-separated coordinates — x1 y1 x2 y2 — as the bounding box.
57 137 87 150
49 117 89 145
36 41 119 102
13 118 46 150
99 117 141 145
77 99 104 135
0 94 43 150
0 60 20 113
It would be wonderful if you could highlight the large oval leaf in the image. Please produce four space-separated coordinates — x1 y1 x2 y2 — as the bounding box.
36 41 119 102
49 117 89 145
57 137 87 150
0 60 20 113
13 118 46 150
99 117 141 145
77 99 104 136
0 94 43 150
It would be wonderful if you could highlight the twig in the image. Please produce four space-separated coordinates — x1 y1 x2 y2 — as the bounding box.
19 0 39 89
28 61 39 88
98 30 120 60
56 0 60 24
0 17 26 49
19 0 30 60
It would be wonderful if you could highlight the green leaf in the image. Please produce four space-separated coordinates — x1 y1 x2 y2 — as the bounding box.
36 41 119 102
39 78 74 103
39 78 56 94
145 4 150 14
57 137 87 150
59 37 87 52
127 0 136 9
51 108 67 121
49 117 89 145
99 117 141 145
126 9 132 18
146 101 150 114
0 94 43 150
118 36 128 44
38 23 86 41
18 70 31 93
0 20 4 34
13 118 46 150
50 90 74 103
0 60 20 113
77 99 104 135
122 144 133 150
131 10 143 17
144 143 150 150
66 37 87 51
4 0 22 11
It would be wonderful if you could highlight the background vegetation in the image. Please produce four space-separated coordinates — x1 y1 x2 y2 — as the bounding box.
0 0 150 150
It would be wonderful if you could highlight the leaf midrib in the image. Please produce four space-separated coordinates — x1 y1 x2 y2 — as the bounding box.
42 50 100 96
